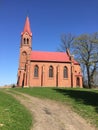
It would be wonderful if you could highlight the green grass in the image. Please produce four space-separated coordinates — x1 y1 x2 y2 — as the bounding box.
0 90 32 130
12 87 98 128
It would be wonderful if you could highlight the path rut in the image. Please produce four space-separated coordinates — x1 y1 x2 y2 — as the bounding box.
9 91 96 130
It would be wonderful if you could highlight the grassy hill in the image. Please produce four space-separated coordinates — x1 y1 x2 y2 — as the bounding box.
0 90 32 130
12 87 98 128
0 87 98 129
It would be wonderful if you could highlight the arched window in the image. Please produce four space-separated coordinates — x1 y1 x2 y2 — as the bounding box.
49 66 53 77
27 38 29 44
24 38 26 44
63 66 68 78
34 65 39 77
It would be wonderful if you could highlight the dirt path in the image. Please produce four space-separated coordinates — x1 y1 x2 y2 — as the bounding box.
8 91 96 130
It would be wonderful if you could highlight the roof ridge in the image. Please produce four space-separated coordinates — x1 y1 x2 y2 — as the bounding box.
32 50 67 53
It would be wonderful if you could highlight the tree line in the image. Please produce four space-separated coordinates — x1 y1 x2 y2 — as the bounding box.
58 33 98 88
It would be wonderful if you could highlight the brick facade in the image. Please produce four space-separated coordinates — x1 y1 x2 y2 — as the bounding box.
17 17 83 88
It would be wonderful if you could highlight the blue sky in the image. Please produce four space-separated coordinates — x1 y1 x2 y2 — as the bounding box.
0 0 98 86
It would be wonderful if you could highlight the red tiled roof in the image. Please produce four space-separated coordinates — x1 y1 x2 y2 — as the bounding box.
21 16 32 36
31 51 71 62
73 60 80 65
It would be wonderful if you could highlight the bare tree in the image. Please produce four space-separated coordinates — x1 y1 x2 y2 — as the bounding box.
58 33 75 54
58 32 98 88
74 33 98 88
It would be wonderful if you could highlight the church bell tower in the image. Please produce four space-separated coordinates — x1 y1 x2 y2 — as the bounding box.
17 17 32 87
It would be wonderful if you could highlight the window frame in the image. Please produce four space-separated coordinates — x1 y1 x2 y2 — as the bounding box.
49 66 53 78
27 38 29 44
63 66 68 78
34 65 39 78
24 38 26 44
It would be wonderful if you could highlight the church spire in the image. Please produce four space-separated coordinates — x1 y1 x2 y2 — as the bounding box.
21 16 32 36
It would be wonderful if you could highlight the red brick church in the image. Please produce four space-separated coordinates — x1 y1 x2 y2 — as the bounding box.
17 17 82 88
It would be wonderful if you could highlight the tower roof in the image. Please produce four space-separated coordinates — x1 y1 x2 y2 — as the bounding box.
21 16 32 36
